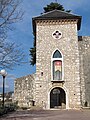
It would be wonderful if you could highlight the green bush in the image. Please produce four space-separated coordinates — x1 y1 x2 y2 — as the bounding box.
0 102 18 116
0 107 4 116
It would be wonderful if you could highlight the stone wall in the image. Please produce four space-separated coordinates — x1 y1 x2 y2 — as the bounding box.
14 74 35 107
78 36 90 107
35 20 81 109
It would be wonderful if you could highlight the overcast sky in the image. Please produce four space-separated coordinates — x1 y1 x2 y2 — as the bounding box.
0 0 90 92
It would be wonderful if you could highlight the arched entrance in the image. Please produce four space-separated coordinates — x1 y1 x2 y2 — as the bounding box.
50 87 66 109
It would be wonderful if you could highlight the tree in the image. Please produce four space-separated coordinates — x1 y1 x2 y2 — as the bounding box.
43 2 71 13
0 39 25 69
0 0 23 31
30 36 36 65
30 2 71 65
0 0 25 69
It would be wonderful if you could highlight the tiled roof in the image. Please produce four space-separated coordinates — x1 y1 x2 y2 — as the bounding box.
32 10 82 31
33 10 81 20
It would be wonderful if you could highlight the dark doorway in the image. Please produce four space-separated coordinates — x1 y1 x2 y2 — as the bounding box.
50 87 66 109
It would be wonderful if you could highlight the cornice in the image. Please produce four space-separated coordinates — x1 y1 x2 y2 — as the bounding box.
36 19 78 25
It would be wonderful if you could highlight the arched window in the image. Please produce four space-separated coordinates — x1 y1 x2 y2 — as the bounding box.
53 50 62 58
52 50 63 81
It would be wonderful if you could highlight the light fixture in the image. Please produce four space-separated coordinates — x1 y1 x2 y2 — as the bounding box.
0 69 7 107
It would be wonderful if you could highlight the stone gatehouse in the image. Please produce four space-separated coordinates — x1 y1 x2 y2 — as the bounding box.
14 10 90 109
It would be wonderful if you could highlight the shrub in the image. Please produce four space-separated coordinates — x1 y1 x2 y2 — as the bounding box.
0 102 18 117
0 107 4 116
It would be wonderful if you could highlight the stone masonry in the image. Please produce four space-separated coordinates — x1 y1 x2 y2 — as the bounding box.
79 36 90 107
14 10 90 109
14 74 35 107
35 19 81 109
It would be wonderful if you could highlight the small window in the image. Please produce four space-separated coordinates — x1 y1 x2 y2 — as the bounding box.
53 60 62 80
52 30 62 39
53 50 62 58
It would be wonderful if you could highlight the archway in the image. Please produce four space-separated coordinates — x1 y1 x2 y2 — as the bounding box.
50 87 66 109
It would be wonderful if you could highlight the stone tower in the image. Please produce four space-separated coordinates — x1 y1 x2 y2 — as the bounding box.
14 10 90 109
33 10 82 109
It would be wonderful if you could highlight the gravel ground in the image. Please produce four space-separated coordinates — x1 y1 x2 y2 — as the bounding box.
0 109 90 120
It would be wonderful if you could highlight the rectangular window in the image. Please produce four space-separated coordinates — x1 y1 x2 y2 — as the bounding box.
53 60 62 80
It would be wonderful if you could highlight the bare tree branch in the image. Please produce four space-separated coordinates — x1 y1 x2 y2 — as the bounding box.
0 39 25 69
0 0 25 69
0 0 24 28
